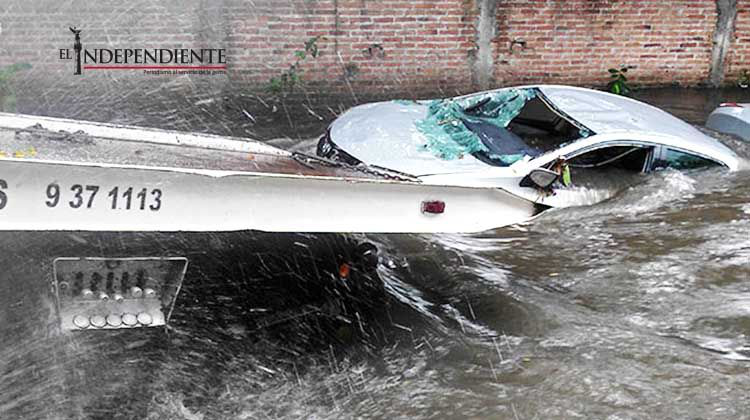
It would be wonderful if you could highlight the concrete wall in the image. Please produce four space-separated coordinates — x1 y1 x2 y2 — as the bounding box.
0 0 747 99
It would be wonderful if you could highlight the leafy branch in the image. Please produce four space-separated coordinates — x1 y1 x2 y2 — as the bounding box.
267 36 324 97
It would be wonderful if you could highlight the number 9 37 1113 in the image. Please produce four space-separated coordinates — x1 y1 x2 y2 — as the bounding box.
45 183 162 211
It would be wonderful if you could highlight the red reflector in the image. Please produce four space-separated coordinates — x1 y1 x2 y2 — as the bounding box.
339 263 350 279
719 102 742 107
421 200 445 214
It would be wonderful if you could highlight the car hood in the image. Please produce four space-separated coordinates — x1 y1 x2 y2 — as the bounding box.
328 100 493 176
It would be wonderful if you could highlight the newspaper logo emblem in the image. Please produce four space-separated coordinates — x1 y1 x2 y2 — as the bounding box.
69 27 82 75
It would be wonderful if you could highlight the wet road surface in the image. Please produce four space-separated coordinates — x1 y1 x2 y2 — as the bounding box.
1 86 749 419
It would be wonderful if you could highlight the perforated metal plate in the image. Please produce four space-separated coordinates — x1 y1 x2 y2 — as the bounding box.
52 257 188 331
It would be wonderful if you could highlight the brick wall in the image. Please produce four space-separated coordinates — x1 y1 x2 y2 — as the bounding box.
0 0 747 101
224 0 478 95
728 1 750 80
493 0 717 86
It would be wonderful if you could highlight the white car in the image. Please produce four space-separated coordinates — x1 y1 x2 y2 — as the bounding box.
706 102 750 141
318 85 740 208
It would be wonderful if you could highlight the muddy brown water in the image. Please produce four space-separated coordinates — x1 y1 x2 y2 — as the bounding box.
1 86 749 419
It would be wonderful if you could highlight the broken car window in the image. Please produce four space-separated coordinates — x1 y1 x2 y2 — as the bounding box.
416 88 537 163
416 88 591 167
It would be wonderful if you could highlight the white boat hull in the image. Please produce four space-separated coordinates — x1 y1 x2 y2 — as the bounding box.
0 158 537 233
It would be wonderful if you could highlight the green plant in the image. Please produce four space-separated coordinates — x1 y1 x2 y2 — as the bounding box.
606 66 632 96
738 69 749 88
0 63 32 112
267 36 323 97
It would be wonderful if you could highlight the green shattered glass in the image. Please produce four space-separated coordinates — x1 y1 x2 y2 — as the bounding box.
416 88 537 160
488 153 526 165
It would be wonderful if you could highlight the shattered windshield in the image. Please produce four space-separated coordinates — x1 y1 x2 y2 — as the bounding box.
416 88 590 166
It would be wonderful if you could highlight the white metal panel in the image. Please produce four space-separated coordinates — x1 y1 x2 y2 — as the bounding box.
0 159 537 233
0 112 286 155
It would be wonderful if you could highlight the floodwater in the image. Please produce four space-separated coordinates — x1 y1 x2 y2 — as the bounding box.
1 86 750 420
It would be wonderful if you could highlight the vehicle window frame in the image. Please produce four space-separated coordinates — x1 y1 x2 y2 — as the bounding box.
558 141 653 173
530 140 726 172
647 145 724 171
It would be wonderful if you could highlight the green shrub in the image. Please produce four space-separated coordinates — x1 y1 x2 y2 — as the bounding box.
606 67 632 96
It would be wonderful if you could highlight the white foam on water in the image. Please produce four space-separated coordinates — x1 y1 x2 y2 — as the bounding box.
542 186 617 208
538 170 699 226
613 169 697 215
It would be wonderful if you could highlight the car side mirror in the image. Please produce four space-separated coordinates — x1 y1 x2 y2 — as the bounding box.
519 168 559 189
